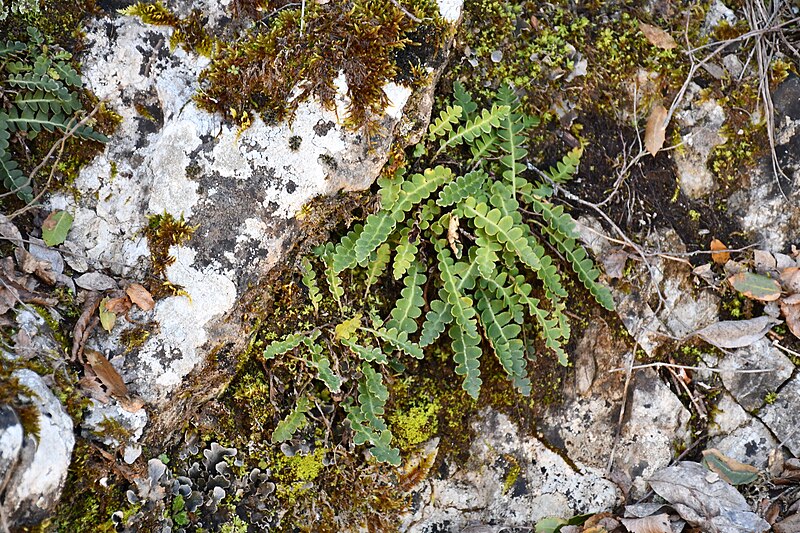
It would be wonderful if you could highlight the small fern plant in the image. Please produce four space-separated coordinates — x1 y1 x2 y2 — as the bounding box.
262 83 614 464
0 26 108 203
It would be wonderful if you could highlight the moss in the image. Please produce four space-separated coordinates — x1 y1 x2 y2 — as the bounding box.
142 211 197 298
93 416 133 445
219 514 249 533
120 2 215 56
502 456 521 494
120 322 157 353
274 447 328 482
388 400 440 451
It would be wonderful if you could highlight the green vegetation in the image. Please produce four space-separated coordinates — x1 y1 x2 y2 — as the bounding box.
261 82 613 463
0 26 108 202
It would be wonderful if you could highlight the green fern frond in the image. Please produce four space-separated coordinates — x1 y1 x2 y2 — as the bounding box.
4 107 108 142
301 257 322 314
436 104 510 154
453 81 478 119
6 72 60 92
392 228 418 280
391 165 454 217
476 289 530 395
377 168 405 212
0 41 27 58
14 89 81 116
361 325 424 359
473 227 503 279
306 340 342 393
331 224 363 273
469 131 498 163
357 362 389 430
50 61 82 87
480 271 525 324
341 338 388 364
530 198 580 240
419 298 452 347
547 146 582 183
364 243 391 297
514 281 569 365
437 170 487 207
262 332 310 360
354 211 397 264
428 105 462 140
437 246 479 340
385 262 426 335
448 322 482 399
271 396 312 443
321 251 345 310
545 228 615 310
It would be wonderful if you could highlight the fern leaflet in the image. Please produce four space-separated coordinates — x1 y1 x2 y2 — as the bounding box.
437 170 487 207
477 289 530 395
272 396 312 443
428 105 462 140
385 262 426 335
301 257 322 314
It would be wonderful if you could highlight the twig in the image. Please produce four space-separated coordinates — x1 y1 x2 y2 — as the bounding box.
608 361 778 374
607 350 634 473
389 0 422 22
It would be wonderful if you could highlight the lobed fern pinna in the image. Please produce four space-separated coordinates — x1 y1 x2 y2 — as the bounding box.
262 82 614 464
0 26 108 203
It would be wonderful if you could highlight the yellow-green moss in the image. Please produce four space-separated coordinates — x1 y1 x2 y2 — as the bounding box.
389 401 440 452
143 211 196 298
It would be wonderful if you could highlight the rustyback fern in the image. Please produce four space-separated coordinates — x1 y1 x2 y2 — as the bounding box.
262 83 614 464
0 27 108 202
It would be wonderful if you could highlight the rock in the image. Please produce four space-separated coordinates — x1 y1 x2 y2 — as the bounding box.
774 513 800 533
402 409 620 531
0 405 23 483
707 392 777 468
1 370 75 527
44 0 462 442
674 85 727 200
82 399 148 448
760 373 800 457
539 321 692 498
717 338 794 411
703 0 737 33
728 75 800 252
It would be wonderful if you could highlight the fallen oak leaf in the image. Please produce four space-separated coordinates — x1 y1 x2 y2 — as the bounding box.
645 103 669 156
126 283 155 311
639 22 677 49
710 239 730 265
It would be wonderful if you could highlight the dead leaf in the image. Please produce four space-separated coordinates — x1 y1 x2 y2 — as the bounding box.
15 248 56 285
0 214 24 247
693 316 780 348
645 104 669 156
105 295 132 315
710 239 730 265
784 293 800 305
753 249 777 274
84 349 129 399
701 448 760 485
780 300 800 339
780 267 800 294
728 272 781 301
639 22 677 49
99 297 117 332
72 292 101 361
119 395 145 413
447 214 461 258
126 283 155 311
620 514 672 533
648 461 770 533
602 249 630 279
75 272 118 291
79 373 112 404
0 282 20 315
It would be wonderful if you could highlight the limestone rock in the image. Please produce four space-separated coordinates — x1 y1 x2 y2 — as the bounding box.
760 373 800 457
0 406 23 486
403 409 620 531
707 392 777 468
1 370 75 527
717 338 794 412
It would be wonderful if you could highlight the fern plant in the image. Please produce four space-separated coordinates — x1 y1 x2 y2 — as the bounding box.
0 26 108 203
261 83 614 464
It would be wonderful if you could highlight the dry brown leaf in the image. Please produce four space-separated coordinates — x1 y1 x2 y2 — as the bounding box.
645 104 669 156
447 214 460 256
694 315 780 348
783 293 800 305
15 248 56 285
780 267 800 294
620 514 672 533
639 22 677 49
79 373 113 404
84 348 129 399
781 300 800 339
72 292 101 361
126 283 155 311
710 238 730 265
105 295 132 315
754 249 777 273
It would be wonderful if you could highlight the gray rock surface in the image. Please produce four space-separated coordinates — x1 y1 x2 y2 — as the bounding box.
0 406 23 486
1 370 75 527
45 0 461 441
717 338 795 411
760 373 800 457
403 409 620 532
707 392 778 468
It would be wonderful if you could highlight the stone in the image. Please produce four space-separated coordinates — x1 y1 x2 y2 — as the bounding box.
44 0 462 442
402 409 620 531
1 370 75 528
0 405 23 484
760 373 800 457
707 393 777 468
717 338 794 411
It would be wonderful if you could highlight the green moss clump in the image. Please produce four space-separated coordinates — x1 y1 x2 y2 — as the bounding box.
388 400 439 452
143 211 196 298
119 2 215 56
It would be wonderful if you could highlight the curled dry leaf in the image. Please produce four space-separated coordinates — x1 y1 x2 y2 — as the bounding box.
84 348 129 399
619 514 672 533
728 272 781 301
72 292 101 361
693 315 780 349
645 104 669 156
105 295 132 315
710 239 730 265
780 267 800 294
126 283 155 311
780 300 800 339
639 22 677 49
